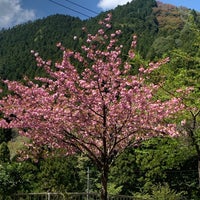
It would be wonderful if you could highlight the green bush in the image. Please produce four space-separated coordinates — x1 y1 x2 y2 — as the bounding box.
133 183 185 200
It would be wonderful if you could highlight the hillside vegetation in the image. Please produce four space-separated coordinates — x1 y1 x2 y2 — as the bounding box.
0 0 199 80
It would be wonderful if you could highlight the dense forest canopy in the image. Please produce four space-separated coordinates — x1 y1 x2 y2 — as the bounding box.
0 0 199 80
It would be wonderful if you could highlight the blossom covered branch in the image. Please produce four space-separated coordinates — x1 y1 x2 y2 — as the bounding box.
0 14 185 165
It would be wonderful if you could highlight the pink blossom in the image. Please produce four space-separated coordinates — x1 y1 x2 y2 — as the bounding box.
128 50 135 59
34 52 39 57
181 119 186 126
98 29 104 35
139 67 145 73
82 26 87 31
56 42 62 47
106 24 111 28
0 14 187 199
115 30 122 35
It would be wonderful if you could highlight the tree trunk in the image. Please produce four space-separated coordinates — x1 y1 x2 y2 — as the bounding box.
192 142 200 188
100 163 109 200
198 157 200 187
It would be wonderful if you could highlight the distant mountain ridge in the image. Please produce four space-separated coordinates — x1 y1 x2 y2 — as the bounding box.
0 0 199 80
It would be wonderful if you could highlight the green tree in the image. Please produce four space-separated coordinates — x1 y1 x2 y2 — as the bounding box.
133 183 184 200
109 147 139 195
0 142 10 163
36 155 82 192
0 163 24 198
135 137 196 191
0 129 12 143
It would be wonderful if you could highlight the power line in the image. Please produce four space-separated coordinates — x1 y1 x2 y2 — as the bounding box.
49 0 91 18
62 0 99 15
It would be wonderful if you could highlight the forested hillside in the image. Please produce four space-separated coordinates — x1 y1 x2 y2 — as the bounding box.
0 0 199 199
0 0 199 80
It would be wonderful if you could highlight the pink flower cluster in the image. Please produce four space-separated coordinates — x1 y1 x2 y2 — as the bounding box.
0 13 186 162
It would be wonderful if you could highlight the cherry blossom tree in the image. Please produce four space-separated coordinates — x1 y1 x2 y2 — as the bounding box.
0 14 186 200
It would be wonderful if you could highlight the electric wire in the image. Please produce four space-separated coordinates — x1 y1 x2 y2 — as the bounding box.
49 0 91 18
62 0 99 15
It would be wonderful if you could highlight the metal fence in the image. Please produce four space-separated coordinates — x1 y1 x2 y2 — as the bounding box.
11 193 134 200
12 193 65 200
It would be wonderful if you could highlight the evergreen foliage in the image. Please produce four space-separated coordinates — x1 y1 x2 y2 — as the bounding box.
0 142 10 163
0 0 199 81
0 129 12 143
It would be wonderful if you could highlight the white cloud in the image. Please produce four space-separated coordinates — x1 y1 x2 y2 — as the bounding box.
98 0 131 10
0 0 35 29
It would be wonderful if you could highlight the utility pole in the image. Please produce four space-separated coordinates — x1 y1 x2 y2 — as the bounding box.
86 167 90 200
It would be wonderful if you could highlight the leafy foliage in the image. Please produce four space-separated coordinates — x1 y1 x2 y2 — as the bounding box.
133 183 184 200
0 142 10 163
0 163 25 198
0 129 12 143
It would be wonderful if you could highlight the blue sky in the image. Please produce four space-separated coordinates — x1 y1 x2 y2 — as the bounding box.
0 0 200 29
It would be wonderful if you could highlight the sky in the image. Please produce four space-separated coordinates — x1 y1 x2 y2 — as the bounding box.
0 0 200 30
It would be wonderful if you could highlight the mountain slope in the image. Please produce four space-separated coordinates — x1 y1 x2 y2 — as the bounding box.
0 0 199 80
